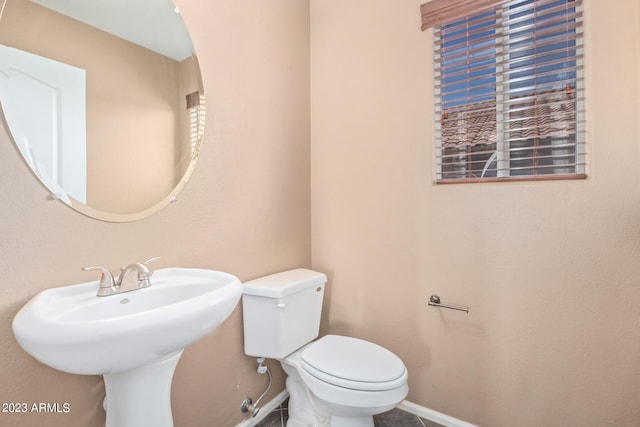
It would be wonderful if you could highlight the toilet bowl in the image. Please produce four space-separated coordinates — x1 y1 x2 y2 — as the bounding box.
242 269 409 426
281 335 408 426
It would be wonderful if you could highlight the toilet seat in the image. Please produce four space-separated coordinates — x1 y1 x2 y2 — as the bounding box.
300 335 407 391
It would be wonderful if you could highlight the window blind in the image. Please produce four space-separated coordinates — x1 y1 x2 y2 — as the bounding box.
424 0 585 182
186 91 205 158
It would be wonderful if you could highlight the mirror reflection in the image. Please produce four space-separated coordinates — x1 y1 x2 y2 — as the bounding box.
0 0 204 221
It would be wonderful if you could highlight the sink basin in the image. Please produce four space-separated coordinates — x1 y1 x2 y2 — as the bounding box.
13 267 241 374
12 267 242 427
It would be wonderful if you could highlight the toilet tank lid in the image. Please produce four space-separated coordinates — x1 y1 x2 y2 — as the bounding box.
242 268 327 298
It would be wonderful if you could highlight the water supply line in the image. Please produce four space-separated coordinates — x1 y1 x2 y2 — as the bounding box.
240 357 272 418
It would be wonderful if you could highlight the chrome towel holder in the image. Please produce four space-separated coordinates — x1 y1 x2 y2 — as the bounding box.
428 295 469 313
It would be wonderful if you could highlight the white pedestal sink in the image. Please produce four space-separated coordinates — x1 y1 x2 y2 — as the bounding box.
12 268 242 427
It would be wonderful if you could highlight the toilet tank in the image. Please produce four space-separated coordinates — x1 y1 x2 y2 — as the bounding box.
242 269 327 359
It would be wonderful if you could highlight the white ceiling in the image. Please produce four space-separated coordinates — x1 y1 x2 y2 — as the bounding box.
30 0 195 61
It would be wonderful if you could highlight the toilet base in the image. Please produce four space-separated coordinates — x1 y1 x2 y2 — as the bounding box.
287 415 373 427
330 415 374 427
286 380 374 427
285 371 330 426
282 358 399 427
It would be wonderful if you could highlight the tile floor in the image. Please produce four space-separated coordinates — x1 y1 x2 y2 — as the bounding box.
255 400 443 427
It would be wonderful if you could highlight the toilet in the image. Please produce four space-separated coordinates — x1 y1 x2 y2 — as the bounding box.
242 269 408 427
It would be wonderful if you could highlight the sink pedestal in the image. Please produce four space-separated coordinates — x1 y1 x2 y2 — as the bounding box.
103 350 183 427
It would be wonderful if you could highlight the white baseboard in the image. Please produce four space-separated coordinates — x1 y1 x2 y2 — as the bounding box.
398 400 477 427
235 390 289 427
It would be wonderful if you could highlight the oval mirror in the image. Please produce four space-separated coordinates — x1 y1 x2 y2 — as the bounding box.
0 0 204 222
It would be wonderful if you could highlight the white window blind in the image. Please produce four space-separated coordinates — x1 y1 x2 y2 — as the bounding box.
423 0 585 183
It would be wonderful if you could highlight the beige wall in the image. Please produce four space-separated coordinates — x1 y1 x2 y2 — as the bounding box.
0 0 309 426
311 0 640 426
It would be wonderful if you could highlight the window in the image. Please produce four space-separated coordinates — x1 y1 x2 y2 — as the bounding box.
421 0 585 183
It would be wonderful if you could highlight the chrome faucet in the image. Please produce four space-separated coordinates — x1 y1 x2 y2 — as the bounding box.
82 257 161 297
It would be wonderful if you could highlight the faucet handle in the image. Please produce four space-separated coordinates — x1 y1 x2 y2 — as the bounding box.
143 257 162 268
140 257 162 278
81 266 116 295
